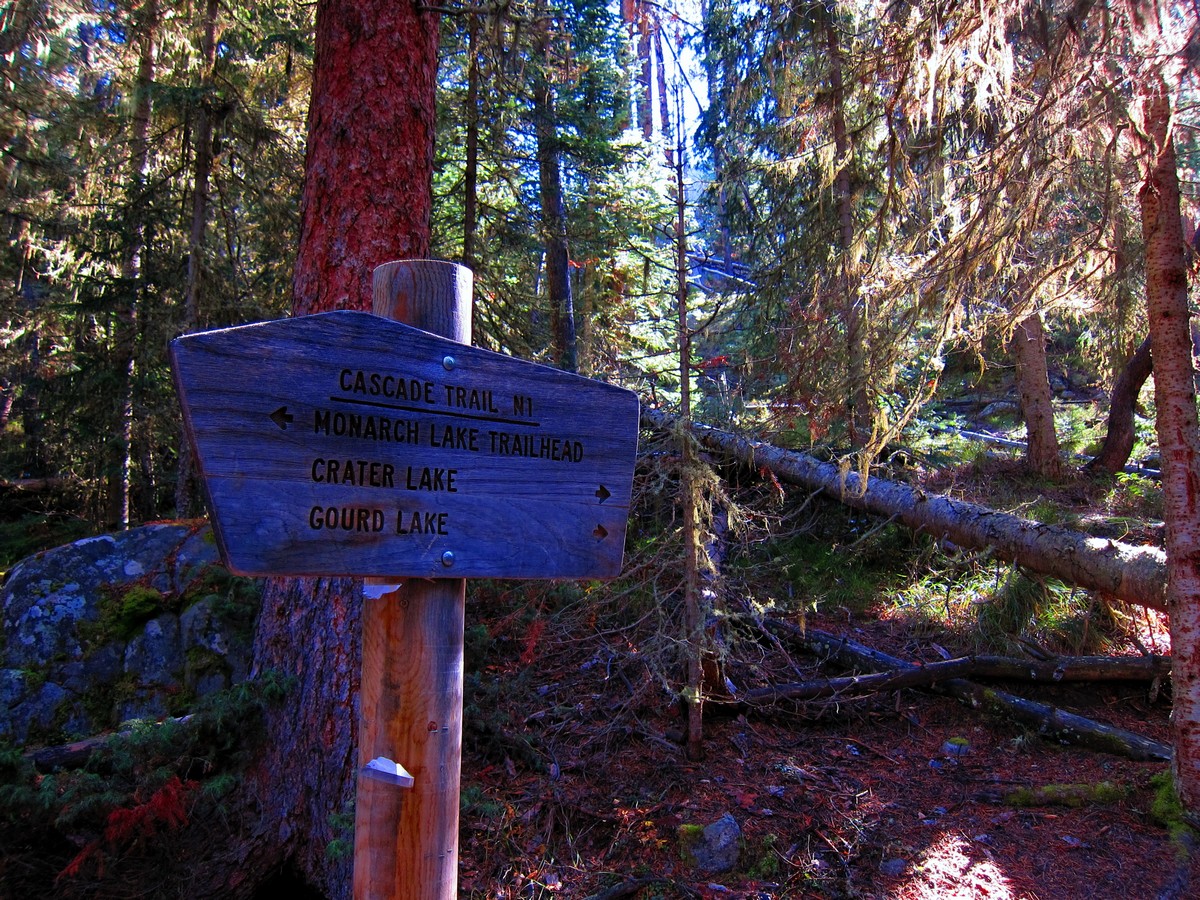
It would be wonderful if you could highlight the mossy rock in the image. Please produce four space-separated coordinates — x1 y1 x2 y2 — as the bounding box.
1 523 261 745
1006 781 1124 808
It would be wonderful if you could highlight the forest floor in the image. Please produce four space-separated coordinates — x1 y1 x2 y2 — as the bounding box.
4 430 1194 899
455 452 1197 900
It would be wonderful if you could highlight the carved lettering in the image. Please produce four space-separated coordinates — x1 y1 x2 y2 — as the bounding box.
429 423 480 451
395 509 449 535
487 431 583 462
308 506 386 532
404 466 458 492
444 384 499 413
314 409 419 444
311 458 396 487
339 369 435 404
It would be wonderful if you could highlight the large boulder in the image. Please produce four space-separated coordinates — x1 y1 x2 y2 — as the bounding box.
1 522 260 744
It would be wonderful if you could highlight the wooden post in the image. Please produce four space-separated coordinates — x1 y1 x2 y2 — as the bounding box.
354 260 472 900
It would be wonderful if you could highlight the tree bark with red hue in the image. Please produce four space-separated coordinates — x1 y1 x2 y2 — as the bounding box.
1137 74 1200 812
289 0 437 318
231 1 441 896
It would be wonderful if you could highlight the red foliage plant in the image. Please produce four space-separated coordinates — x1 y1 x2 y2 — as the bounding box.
520 617 548 666
58 776 196 883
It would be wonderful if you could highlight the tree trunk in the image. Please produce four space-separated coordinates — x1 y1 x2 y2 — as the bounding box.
462 12 480 272
176 0 220 519
1010 311 1063 476
16 280 47 479
0 378 11 433
822 5 869 448
109 0 158 530
673 112 704 762
183 0 219 333
632 1 653 139
532 12 576 372
740 651 1171 706
653 12 673 167
1088 335 1152 476
230 0 441 896
642 408 1168 610
1137 71 1200 812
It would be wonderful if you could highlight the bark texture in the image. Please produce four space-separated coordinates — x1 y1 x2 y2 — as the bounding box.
1089 336 1153 476
1137 73 1200 810
643 408 1168 610
234 1 440 896
532 10 577 372
1010 311 1062 476
289 0 437 318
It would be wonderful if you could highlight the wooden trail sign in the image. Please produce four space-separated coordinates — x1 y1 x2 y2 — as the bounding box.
171 310 639 580
173 259 639 899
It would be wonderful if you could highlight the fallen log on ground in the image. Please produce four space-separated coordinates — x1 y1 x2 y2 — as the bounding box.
642 408 1167 611
24 715 193 773
739 651 1171 706
0 476 70 493
763 619 1171 762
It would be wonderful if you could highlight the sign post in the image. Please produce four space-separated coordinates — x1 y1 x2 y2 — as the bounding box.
354 260 470 898
171 259 640 900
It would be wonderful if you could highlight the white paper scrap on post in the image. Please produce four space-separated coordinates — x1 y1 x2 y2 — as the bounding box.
362 757 414 789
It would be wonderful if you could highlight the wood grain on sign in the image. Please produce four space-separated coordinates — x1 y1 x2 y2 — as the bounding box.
170 310 639 579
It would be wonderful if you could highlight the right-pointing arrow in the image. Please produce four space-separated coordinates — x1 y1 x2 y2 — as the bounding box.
595 484 611 503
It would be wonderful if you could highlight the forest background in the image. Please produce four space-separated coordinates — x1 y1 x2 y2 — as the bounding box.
2 0 1200 897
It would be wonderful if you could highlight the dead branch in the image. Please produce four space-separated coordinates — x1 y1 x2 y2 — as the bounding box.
762 619 1171 761
740 651 1170 705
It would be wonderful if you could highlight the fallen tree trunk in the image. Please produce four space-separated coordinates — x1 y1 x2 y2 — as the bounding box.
765 620 1171 762
0 477 71 494
740 651 1171 706
643 408 1167 611
24 716 194 773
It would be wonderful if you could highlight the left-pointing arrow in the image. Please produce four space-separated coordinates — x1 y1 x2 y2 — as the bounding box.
269 406 294 430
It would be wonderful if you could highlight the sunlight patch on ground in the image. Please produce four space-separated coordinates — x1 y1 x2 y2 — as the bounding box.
1128 606 1171 656
897 832 1018 899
